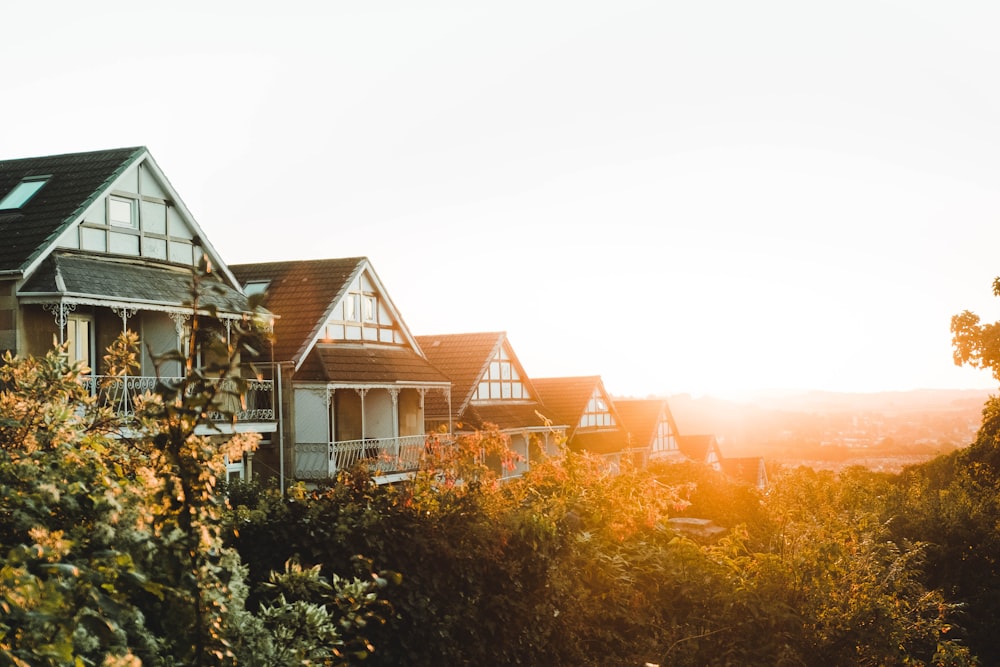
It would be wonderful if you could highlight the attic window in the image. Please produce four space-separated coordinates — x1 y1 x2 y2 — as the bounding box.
0 177 49 210
108 196 137 228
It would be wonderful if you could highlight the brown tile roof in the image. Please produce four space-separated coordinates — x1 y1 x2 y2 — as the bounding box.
531 376 602 435
415 332 501 412
0 147 145 272
570 430 628 456
19 251 251 314
677 434 721 462
615 398 680 450
230 258 364 366
461 402 555 432
532 375 626 454
297 344 449 384
415 331 563 432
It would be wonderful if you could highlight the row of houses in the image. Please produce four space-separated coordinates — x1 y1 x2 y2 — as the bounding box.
0 146 766 490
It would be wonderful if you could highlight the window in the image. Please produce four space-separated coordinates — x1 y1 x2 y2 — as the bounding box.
66 315 94 372
0 177 48 210
652 414 678 452
471 346 530 401
319 281 401 344
579 389 615 428
244 280 270 297
344 294 360 321
109 196 137 228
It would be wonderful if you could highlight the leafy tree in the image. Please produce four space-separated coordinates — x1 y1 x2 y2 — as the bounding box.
0 342 156 664
950 276 1000 381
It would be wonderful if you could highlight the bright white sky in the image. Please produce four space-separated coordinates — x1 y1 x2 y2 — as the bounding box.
5 1 1000 397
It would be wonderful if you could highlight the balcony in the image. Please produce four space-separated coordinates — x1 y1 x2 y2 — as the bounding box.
81 375 276 426
295 434 430 480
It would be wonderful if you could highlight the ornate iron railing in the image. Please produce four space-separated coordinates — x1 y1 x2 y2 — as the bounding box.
294 435 430 480
80 375 275 422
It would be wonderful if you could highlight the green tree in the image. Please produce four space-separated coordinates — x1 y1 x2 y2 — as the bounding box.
950 276 1000 381
0 342 156 664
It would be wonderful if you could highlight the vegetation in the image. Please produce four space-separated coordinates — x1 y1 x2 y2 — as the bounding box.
5 275 1000 663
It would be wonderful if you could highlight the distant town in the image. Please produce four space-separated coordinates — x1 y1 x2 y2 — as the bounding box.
665 388 993 473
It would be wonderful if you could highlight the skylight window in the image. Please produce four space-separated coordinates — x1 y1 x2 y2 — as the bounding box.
244 280 270 296
0 177 49 210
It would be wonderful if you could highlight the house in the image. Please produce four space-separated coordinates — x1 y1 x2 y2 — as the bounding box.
414 331 566 478
677 434 724 472
229 257 451 484
0 147 276 478
531 375 629 468
721 456 769 490
614 398 686 467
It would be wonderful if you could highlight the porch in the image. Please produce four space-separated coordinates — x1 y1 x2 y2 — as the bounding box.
294 434 429 479
81 374 277 430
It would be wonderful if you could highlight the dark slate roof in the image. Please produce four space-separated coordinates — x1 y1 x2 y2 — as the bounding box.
19 251 251 314
0 147 145 272
615 398 680 450
297 344 449 384
230 258 364 365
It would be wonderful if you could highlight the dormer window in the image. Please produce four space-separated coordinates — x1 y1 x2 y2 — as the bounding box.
0 176 48 210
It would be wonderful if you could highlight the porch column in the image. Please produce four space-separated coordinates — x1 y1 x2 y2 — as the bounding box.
326 387 336 476
388 388 400 439
354 388 369 440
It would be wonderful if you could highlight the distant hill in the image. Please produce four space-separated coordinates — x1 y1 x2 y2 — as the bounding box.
660 388 994 470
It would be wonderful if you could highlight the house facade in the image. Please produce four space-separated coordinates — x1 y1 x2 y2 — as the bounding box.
0 147 276 478
415 331 566 478
230 258 451 484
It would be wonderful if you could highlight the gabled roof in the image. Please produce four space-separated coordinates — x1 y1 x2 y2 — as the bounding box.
615 398 680 450
532 376 604 432
231 258 362 366
229 257 427 376
415 331 503 411
0 147 145 273
0 146 245 296
677 434 722 463
532 375 625 453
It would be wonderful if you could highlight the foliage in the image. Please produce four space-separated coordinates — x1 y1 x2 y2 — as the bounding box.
0 345 155 665
0 261 393 665
229 445 975 666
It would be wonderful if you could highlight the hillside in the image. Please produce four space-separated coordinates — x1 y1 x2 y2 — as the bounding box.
663 388 994 472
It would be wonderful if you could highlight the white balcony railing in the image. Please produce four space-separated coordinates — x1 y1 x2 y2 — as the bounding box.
294 435 429 480
80 375 276 422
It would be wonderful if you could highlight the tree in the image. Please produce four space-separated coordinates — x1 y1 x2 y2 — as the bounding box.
950 276 1000 382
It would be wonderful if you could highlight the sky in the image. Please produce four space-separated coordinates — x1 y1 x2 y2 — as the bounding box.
5 1 1000 398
